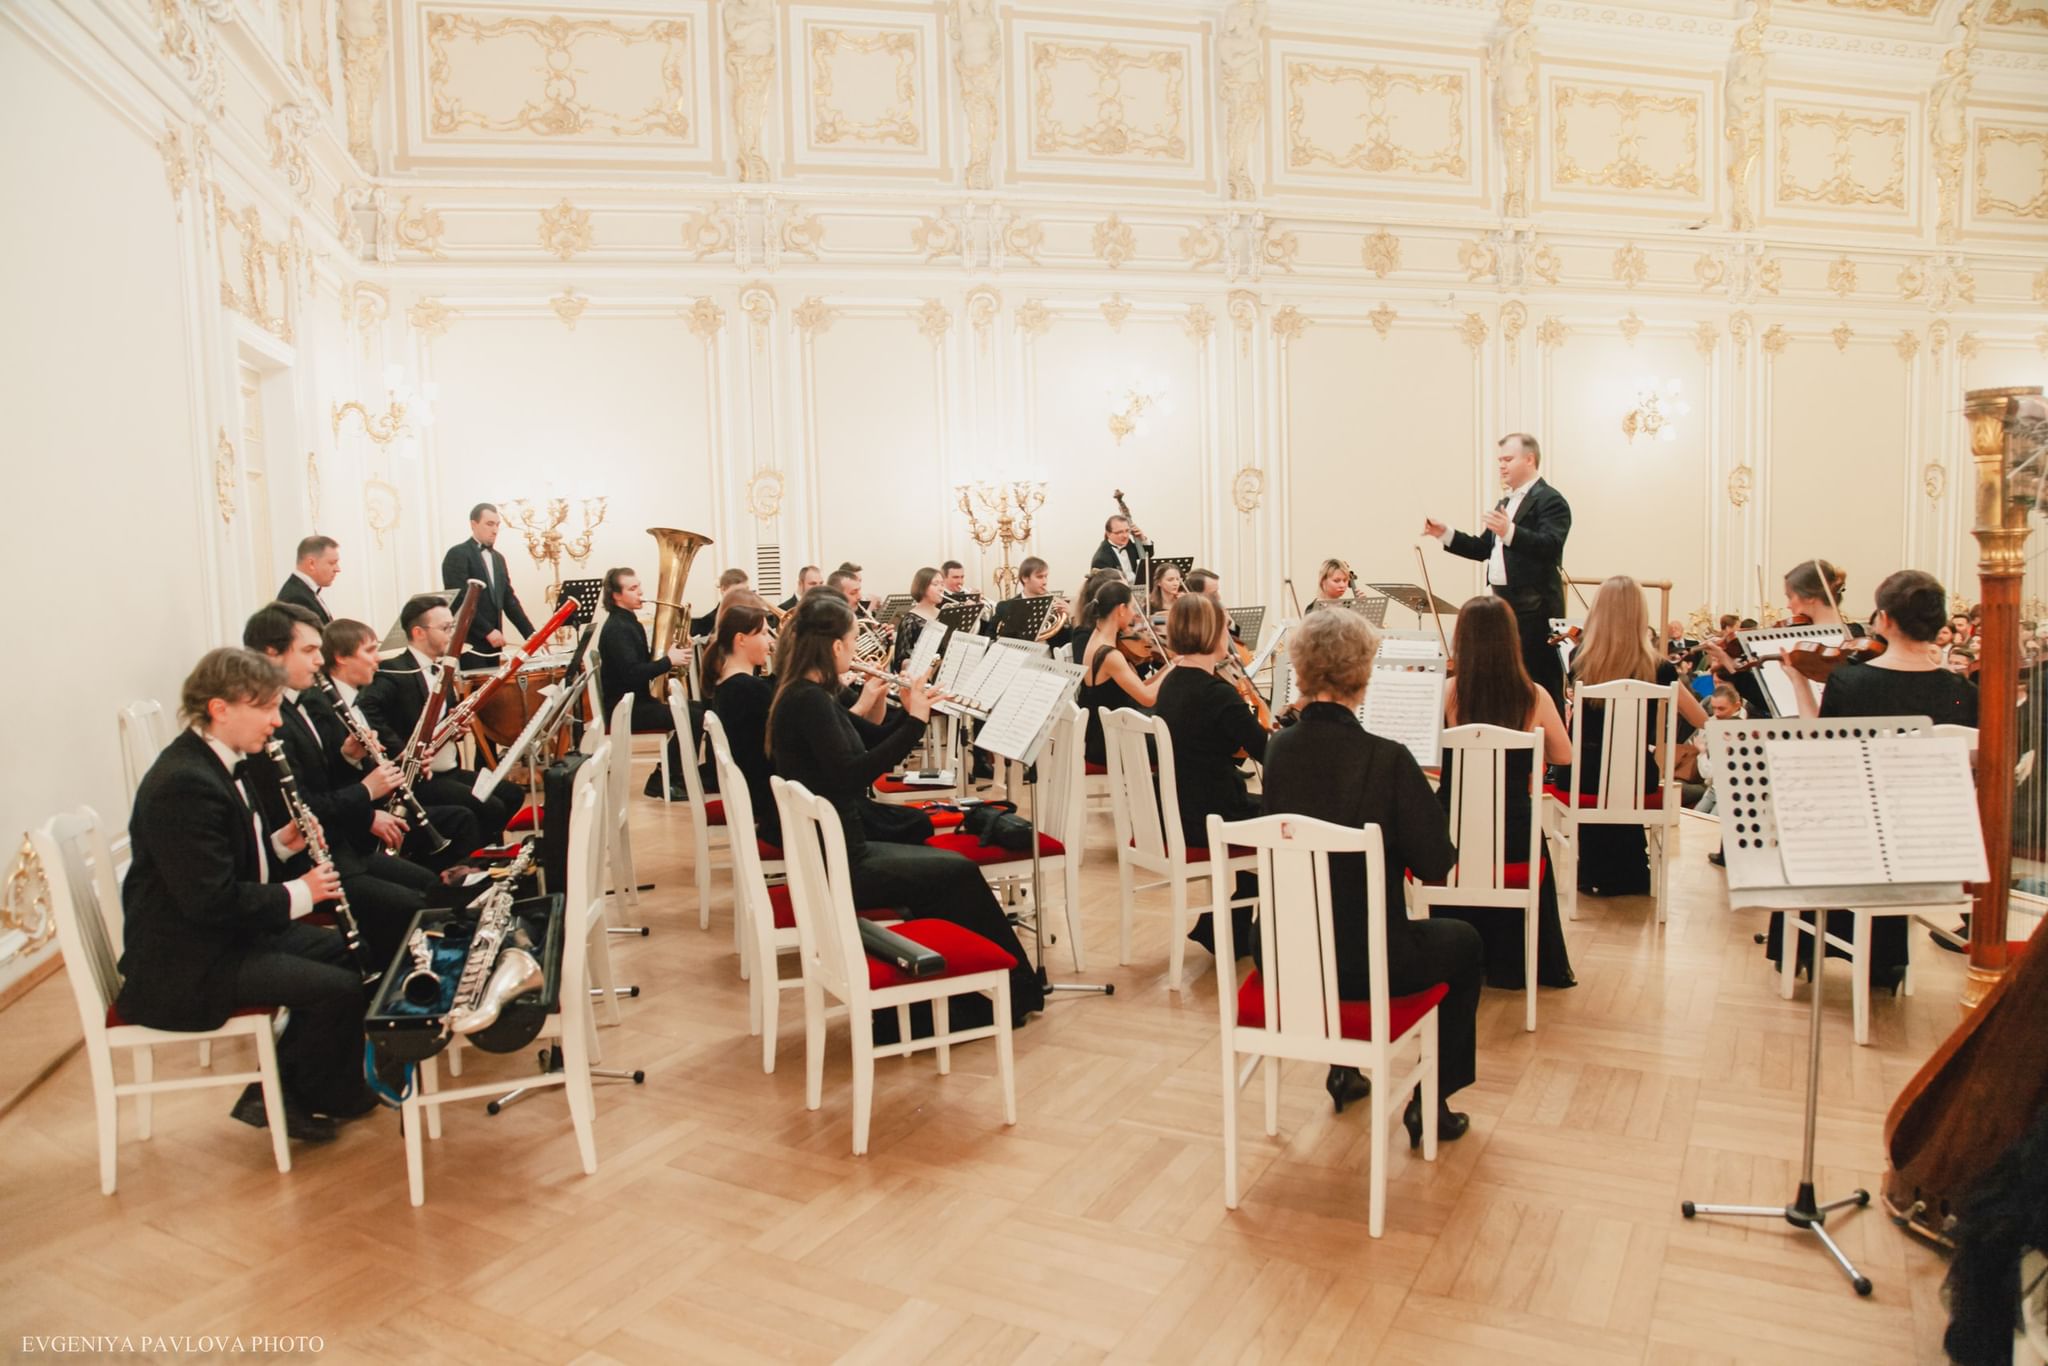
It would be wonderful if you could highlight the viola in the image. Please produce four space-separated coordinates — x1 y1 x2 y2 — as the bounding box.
1545 625 1582 648
1780 633 1887 682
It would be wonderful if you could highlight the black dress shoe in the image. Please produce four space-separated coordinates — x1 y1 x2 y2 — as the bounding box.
1707 849 1726 868
229 1083 337 1144
1538 970 1578 989
313 1085 383 1121
643 771 664 798
1325 1066 1371 1114
1931 915 1969 953
1402 1088 1470 1149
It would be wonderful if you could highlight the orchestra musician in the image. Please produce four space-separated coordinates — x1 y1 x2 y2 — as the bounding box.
1186 567 1243 648
1436 595 1576 990
275 535 338 624
1703 558 1858 718
1077 580 1174 766
778 565 823 614
116 647 369 1143
242 603 441 965
989 556 1071 645
766 592 1045 1033
827 564 866 615
1423 434 1572 711
690 568 750 636
320 617 482 869
1090 513 1153 583
358 594 521 844
704 602 777 843
939 560 969 598
1314 558 1369 604
1258 609 1477 1137
596 567 691 800
1066 568 1125 662
891 567 946 674
441 503 534 669
1148 562 1186 618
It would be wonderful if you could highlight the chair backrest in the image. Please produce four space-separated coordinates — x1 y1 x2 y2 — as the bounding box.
583 672 606 734
1209 812 1394 1046
704 712 777 934
605 693 636 824
1437 724 1543 892
1933 722 1980 752
668 680 711 807
772 777 864 1006
1031 704 1086 848
558 741 608 1028
1102 707 1183 862
118 701 169 806
1567 678 1678 817
31 808 126 1049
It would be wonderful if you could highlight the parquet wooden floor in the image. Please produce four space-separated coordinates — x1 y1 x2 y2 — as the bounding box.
1 800 1969 1363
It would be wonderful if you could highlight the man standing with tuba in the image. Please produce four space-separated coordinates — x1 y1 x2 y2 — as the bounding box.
598 566 690 799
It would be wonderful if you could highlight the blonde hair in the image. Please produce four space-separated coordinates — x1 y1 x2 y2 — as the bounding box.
1290 609 1379 699
1571 576 1659 685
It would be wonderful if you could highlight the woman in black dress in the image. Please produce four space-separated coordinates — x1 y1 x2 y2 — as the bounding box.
1769 569 1977 987
768 593 1044 1029
1703 559 1858 719
1563 576 1706 896
704 601 776 842
1436 596 1577 989
1077 579 1174 765
1261 610 1479 1139
1151 594 1267 956
889 567 945 674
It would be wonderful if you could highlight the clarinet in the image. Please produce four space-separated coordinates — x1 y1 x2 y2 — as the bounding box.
264 739 373 982
315 672 449 855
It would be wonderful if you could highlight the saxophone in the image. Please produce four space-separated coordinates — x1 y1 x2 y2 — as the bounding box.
264 739 372 982
445 842 543 1038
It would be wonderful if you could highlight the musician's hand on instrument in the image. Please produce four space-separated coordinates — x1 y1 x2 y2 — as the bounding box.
1703 640 1735 674
856 673 890 708
900 681 938 722
665 645 690 668
363 761 403 800
340 734 367 763
299 862 344 905
1422 517 1448 539
1481 508 1511 537
370 810 408 850
486 629 506 648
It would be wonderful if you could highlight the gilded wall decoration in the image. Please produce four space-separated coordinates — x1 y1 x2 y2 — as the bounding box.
777 205 824 259
287 0 334 104
1930 319 1951 347
1029 40 1188 161
266 102 319 203
155 0 227 115
1726 0 1770 231
214 427 237 523
1500 300 1528 345
808 26 921 148
1923 462 1947 501
953 0 1000 189
340 0 388 170
1093 214 1137 269
426 12 690 139
1458 313 1488 349
1694 253 1726 292
1694 319 1720 357
1259 220 1299 273
745 468 786 521
1529 243 1561 285
1972 122 2048 220
1895 329 1921 361
2 838 55 963
685 296 725 338
1283 59 1467 179
1831 322 1855 351
1827 256 1858 297
1232 465 1265 513
538 199 592 260
1612 243 1649 289
408 296 453 339
911 215 962 262
1898 260 1927 299
1536 316 1568 349
394 198 446 258
1931 5 1980 244
2034 268 2048 305
363 477 401 548
726 0 775 181
1183 303 1215 343
916 299 952 342
1958 331 1981 360
214 187 294 344
157 126 189 220
738 282 777 344
1181 219 1225 270
1272 305 1310 341
1757 255 1783 294
1926 258 1976 309
1459 239 1498 282
1015 299 1051 336
306 449 322 529
1619 311 1643 344
792 297 836 336
680 208 736 260
345 281 389 350
1493 0 1537 218
332 183 366 257
1551 82 1703 195
1730 311 1754 353
1727 463 1753 509
550 289 588 330
1228 290 1259 354
1366 303 1396 338
1100 295 1133 332
1219 1 1266 198
1361 229 1401 278
1987 0 2048 28
1761 322 1790 355
2037 328 2048 358
966 287 1001 347
1001 216 1043 265
1774 106 1907 210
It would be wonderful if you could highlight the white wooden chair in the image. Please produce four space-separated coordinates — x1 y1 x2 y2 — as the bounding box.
705 711 803 1071
34 807 291 1194
1101 707 1259 992
1544 679 1681 923
773 777 1018 1156
1409 724 1546 1032
403 744 609 1205
1208 813 1444 1238
669 679 736 932
117 700 169 806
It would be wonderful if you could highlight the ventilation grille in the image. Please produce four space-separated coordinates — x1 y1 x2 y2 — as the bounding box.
755 544 783 597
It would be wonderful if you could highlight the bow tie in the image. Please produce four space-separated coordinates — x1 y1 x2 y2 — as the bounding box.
230 759 251 781
1496 493 1512 512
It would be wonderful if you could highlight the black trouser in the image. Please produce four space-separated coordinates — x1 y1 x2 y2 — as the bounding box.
332 845 446 969
1501 589 1566 714
1338 918 1484 1099
624 693 686 785
227 922 368 1113
418 770 520 846
849 842 1046 1028
400 801 481 872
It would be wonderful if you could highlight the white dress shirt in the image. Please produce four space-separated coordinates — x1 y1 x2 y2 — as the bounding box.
197 730 313 919
1436 480 1532 587
1107 540 1140 582
410 648 460 772
473 540 493 586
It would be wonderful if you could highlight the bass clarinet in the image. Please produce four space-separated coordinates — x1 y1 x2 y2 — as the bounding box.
264 739 374 982
315 671 450 855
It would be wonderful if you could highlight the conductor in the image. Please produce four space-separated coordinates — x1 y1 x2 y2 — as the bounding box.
1423 433 1571 710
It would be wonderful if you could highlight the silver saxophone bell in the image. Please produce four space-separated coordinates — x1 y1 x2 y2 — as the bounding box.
447 946 543 1036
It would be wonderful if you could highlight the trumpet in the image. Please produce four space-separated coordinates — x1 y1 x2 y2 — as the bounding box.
315 671 448 855
264 739 374 983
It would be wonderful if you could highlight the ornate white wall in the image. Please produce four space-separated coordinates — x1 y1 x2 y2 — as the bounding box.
2 0 2045 993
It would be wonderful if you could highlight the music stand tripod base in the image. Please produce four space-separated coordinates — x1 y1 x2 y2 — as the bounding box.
487 1044 645 1115
1679 932 1873 1296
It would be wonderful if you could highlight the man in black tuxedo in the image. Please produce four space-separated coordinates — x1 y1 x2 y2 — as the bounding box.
318 617 481 870
596 566 691 798
116 648 368 1141
1089 513 1153 583
689 567 752 637
360 595 521 843
777 564 822 613
275 535 338 624
244 603 443 966
1424 434 1572 711
441 503 534 669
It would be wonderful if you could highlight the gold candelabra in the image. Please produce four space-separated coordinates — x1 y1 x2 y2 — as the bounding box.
955 479 1045 597
501 495 608 602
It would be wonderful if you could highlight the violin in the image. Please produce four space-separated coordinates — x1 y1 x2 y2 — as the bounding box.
1711 614 1813 676
1780 633 1887 682
1546 624 1582 647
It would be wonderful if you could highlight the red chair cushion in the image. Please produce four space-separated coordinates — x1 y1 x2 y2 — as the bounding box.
875 774 955 794
505 805 539 832
866 918 1017 990
1233 971 1448 1041
703 798 727 827
758 840 783 862
903 800 965 829
1545 784 1664 810
924 831 1065 865
1420 860 1546 891
106 1003 271 1029
762 882 896 930
1084 761 1107 776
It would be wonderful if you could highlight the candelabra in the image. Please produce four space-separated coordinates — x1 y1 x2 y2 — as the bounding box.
501 495 608 602
956 479 1046 597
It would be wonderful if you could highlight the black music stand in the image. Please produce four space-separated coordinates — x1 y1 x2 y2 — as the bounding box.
379 588 460 653
1151 555 1194 585
1307 595 1389 625
996 594 1061 641
555 577 603 628
877 593 915 626
937 600 985 633
1225 606 1265 647
1368 582 1461 618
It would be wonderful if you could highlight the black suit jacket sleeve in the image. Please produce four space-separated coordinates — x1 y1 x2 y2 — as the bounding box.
498 552 535 637
275 575 330 623
275 699 373 843
598 612 670 710
132 750 293 935
1444 480 1570 616
359 664 424 755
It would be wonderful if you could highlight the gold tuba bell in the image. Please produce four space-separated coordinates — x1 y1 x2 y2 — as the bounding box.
646 527 713 700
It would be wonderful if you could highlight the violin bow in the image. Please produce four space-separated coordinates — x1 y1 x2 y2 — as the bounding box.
1413 543 1452 659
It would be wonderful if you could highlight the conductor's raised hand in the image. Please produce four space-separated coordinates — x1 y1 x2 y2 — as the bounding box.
1481 507 1511 538
1421 517 1448 539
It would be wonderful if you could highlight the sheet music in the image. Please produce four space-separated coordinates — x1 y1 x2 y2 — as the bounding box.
970 644 1031 711
1757 660 1802 720
1868 737 1989 883
1766 740 1885 886
934 634 986 695
904 619 947 682
974 662 1076 761
1376 636 1443 664
1362 670 1446 769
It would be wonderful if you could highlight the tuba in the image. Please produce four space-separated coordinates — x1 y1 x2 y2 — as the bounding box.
645 527 713 700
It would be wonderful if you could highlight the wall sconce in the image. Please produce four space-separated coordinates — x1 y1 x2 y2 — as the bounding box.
1106 378 1168 446
333 366 438 447
1622 375 1690 444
